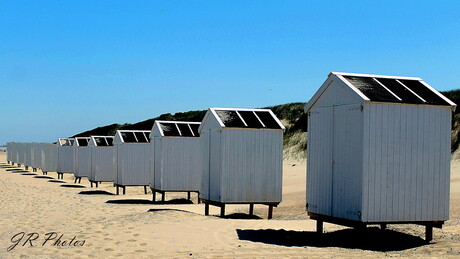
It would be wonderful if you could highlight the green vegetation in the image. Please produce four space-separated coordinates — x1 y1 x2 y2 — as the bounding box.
72 91 460 156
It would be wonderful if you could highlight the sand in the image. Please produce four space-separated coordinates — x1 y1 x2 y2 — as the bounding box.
1 152 460 258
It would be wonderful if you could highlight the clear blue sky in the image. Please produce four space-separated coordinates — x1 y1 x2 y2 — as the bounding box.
1 1 459 145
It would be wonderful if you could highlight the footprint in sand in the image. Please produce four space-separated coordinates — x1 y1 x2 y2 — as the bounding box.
139 243 147 246
135 250 146 253
105 248 114 252
127 239 136 242
133 234 140 237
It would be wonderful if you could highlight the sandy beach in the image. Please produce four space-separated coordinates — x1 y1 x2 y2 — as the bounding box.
1 152 460 258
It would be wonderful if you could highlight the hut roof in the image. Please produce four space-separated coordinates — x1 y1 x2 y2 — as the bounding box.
89 136 114 146
116 130 150 143
305 72 456 112
200 108 285 131
154 121 200 137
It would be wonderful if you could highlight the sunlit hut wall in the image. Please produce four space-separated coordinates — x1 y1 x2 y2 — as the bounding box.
73 137 91 183
23 143 33 169
199 108 285 217
113 130 151 194
31 143 46 172
41 143 58 175
6 142 13 164
150 121 202 201
88 136 115 187
17 142 26 167
305 72 456 238
57 138 76 179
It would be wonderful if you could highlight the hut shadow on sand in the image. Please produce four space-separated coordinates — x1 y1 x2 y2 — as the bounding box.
106 198 194 205
33 175 54 179
79 190 115 195
60 184 86 188
236 228 427 251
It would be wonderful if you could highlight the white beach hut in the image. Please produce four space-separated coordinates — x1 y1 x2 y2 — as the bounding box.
73 137 91 183
88 136 115 188
30 143 44 172
113 130 151 195
150 121 202 202
17 143 26 168
23 143 33 170
41 143 58 175
305 72 456 241
57 138 75 179
6 142 16 165
199 108 285 218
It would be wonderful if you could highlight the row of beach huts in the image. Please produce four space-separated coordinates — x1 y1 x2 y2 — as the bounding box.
4 72 457 242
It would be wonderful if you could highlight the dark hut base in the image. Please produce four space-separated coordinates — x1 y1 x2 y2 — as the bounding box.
56 172 72 179
308 212 444 242
74 176 87 184
150 188 200 203
201 199 279 219
114 184 149 195
89 180 111 188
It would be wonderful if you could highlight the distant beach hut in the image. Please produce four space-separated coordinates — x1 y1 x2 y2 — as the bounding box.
88 136 115 188
57 138 75 179
305 72 457 241
73 137 91 183
41 143 58 175
30 143 44 172
199 108 285 219
113 130 151 195
150 121 202 202
23 143 34 170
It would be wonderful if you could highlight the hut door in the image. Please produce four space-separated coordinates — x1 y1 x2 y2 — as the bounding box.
307 107 334 216
331 104 363 219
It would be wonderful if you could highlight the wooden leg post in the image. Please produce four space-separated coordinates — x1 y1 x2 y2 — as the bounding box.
116 186 119 195
152 192 156 202
268 205 273 219
205 203 209 216
426 225 433 242
123 186 126 195
249 204 254 216
91 182 93 188
96 182 99 188
144 186 147 194
187 191 191 200
220 204 226 217
79 178 81 183
161 192 165 202
317 220 323 234
380 224 387 230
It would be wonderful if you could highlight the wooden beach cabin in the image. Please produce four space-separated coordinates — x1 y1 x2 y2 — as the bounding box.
73 137 91 183
199 108 285 219
30 143 44 172
305 72 456 241
150 121 202 202
113 130 151 195
57 138 75 179
88 136 115 187
41 143 58 175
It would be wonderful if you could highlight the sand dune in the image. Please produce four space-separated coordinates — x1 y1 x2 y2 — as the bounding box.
1 152 460 258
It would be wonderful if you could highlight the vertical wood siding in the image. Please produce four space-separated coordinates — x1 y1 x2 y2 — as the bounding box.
152 137 202 191
219 129 283 203
362 104 451 222
89 146 116 182
58 146 75 173
115 143 150 186
74 147 92 178
42 144 58 172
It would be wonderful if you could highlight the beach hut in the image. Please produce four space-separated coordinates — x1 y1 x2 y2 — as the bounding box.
6 142 13 164
24 143 33 170
73 137 91 183
30 143 44 172
41 143 58 175
57 138 75 179
150 121 202 202
88 136 115 187
113 130 151 195
199 108 285 218
305 72 456 241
